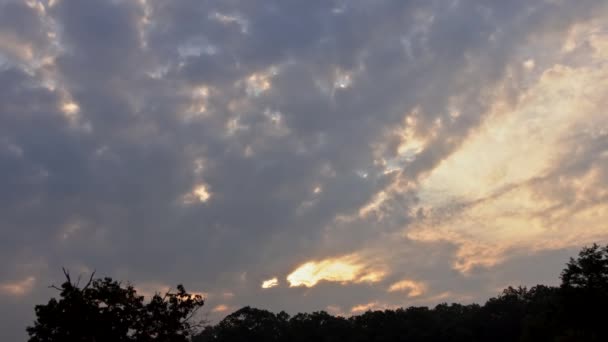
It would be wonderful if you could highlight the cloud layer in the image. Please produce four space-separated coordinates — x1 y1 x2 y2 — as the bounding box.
1 0 607 341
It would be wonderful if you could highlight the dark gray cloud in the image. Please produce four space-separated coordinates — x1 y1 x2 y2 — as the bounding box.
1 0 607 341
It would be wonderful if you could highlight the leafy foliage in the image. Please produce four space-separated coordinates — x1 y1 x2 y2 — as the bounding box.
561 243 608 289
27 269 204 342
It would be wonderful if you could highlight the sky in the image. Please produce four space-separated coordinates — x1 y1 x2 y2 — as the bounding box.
1 0 608 340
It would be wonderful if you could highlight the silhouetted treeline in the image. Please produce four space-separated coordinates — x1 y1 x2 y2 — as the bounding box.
194 244 608 342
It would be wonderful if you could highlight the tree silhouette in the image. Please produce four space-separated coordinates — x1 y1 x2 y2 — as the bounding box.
192 244 608 342
28 244 608 342
558 244 608 341
193 307 289 342
561 243 608 290
27 269 204 342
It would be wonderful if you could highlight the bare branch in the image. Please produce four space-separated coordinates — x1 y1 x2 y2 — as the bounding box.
83 270 96 290
62 267 71 284
49 284 62 291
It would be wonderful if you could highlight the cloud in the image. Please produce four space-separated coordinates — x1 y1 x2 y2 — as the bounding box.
286 255 385 288
387 280 427 297
1 0 608 340
212 304 230 313
350 301 396 314
0 276 36 297
408 29 608 273
182 183 212 204
261 277 279 289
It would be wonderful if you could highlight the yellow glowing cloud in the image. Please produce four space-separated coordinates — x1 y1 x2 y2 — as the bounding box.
410 25 608 273
57 91 89 130
61 101 80 115
193 185 211 202
246 74 271 94
241 67 277 96
261 277 279 289
182 184 211 204
0 276 35 296
286 255 385 287
387 279 427 297
350 301 396 313
358 270 387 283
351 301 380 313
420 37 608 204
287 259 360 287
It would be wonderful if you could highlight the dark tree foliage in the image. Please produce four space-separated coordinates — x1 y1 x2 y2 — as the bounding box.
561 243 608 289
194 244 608 342
27 269 204 342
557 244 608 341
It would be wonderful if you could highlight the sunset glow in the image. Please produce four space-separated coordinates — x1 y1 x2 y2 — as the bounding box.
387 280 427 297
286 256 385 288
261 277 279 289
1 1 607 340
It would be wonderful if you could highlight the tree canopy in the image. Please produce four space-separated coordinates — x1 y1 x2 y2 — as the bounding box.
28 244 608 342
27 269 204 342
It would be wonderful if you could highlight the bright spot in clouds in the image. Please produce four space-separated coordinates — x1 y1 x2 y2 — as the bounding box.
61 101 80 115
286 255 385 287
261 277 279 289
334 69 353 89
193 185 211 202
387 280 427 297
182 184 211 204
244 68 276 96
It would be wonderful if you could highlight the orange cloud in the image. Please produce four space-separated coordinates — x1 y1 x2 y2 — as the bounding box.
409 28 608 273
387 279 427 297
212 304 230 313
0 276 35 296
286 255 386 288
350 301 396 313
